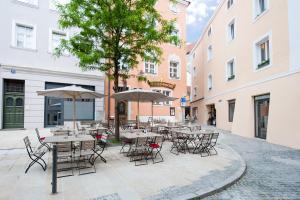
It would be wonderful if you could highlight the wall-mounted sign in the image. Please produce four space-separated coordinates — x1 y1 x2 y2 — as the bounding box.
180 97 187 107
147 81 176 90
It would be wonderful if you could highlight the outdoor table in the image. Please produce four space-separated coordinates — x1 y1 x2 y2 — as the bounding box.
86 127 107 136
44 135 95 143
121 131 161 139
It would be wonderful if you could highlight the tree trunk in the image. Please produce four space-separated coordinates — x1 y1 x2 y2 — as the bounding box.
113 71 120 141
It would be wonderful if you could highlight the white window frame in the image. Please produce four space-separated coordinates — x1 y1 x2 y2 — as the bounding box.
227 0 234 10
16 0 38 7
49 28 68 54
226 58 236 81
208 74 213 91
144 60 157 75
169 1 179 13
253 32 272 71
152 89 173 106
227 18 236 42
207 45 213 61
169 55 181 80
253 0 269 21
11 20 37 50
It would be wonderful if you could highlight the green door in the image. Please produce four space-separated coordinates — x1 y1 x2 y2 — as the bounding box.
3 80 25 129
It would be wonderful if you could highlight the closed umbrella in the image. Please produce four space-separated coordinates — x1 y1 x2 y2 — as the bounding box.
111 89 177 128
37 85 105 129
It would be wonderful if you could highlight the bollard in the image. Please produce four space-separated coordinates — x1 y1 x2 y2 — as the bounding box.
52 145 57 194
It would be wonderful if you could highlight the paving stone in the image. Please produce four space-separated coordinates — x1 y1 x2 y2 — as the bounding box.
204 131 300 200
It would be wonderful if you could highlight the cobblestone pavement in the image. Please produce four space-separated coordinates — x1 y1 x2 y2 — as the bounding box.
204 131 300 200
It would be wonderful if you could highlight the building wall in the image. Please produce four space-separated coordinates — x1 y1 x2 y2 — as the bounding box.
190 0 300 149
0 0 105 129
105 0 189 123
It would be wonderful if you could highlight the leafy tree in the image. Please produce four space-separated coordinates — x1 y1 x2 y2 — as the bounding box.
56 0 179 140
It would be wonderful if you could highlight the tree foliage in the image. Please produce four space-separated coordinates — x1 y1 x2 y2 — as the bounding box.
55 0 179 140
56 0 179 77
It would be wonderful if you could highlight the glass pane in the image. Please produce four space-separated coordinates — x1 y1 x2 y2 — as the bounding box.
6 97 14 107
16 98 24 107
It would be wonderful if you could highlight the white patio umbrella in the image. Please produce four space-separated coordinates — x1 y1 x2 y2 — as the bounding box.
37 85 105 129
111 89 178 128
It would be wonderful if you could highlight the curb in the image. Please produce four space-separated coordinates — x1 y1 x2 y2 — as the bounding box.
190 145 247 199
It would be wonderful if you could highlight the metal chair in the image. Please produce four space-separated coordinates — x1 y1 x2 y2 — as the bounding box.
56 142 74 178
78 140 96 175
208 132 219 155
193 133 212 157
148 136 164 164
130 137 149 166
35 128 51 151
93 133 107 163
23 136 47 173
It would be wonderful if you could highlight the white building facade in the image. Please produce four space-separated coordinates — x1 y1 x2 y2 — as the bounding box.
0 0 105 129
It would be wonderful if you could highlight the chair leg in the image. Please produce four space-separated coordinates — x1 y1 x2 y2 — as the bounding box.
152 150 163 164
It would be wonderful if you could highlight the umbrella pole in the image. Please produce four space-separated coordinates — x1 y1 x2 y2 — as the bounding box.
151 101 154 127
137 100 140 129
73 97 76 130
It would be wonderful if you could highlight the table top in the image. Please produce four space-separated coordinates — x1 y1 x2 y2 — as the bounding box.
44 135 95 143
86 127 107 131
172 129 213 135
121 131 161 139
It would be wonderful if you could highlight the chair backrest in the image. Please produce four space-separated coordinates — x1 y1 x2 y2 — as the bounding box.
57 142 72 153
154 136 163 146
81 140 95 151
100 133 108 143
23 136 33 154
35 128 42 142
76 122 81 130
135 137 147 147
53 130 69 136
210 132 219 146
201 133 212 147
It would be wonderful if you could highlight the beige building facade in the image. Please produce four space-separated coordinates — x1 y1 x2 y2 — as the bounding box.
190 0 300 149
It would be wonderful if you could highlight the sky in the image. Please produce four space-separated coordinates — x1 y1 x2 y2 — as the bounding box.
186 0 220 43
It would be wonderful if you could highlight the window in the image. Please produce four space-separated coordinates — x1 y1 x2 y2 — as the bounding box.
193 87 197 97
144 61 156 75
170 61 180 79
208 74 212 90
14 23 36 49
50 30 67 52
207 45 213 61
163 90 171 105
153 89 172 105
17 0 38 6
227 0 234 9
208 27 212 37
170 1 178 13
228 19 235 41
193 66 196 76
227 59 235 81
228 100 235 122
45 82 95 126
254 34 271 70
50 0 70 10
171 24 180 46
254 0 268 18
153 89 162 105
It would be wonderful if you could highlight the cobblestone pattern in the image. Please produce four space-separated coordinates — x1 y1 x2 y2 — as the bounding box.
144 144 244 200
204 131 300 200
89 193 122 200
